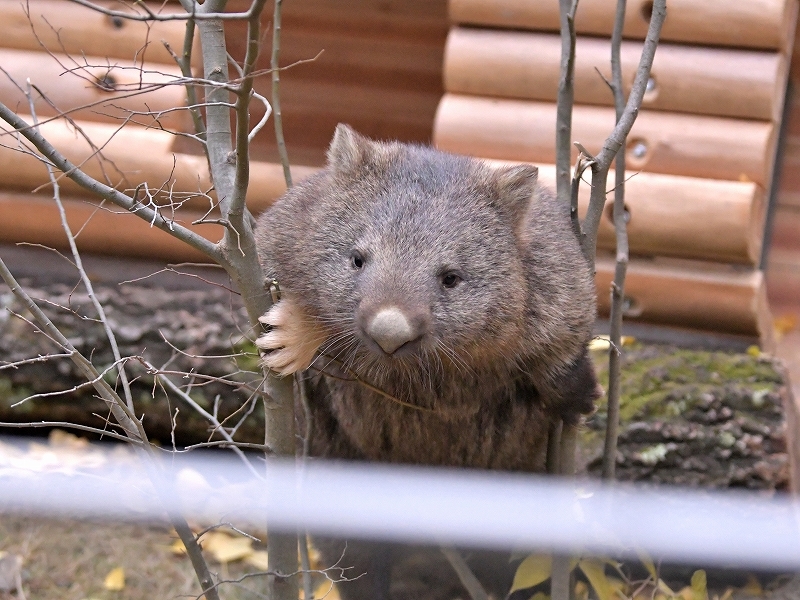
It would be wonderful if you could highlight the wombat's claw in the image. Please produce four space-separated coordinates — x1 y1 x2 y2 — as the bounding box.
256 295 327 376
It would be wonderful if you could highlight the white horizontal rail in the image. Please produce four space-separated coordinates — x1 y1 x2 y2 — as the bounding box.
0 439 798 569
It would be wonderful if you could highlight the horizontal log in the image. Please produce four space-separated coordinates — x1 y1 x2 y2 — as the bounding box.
766 247 800 308
0 49 189 130
434 94 774 185
0 192 220 262
449 0 796 51
769 204 800 253
0 116 316 207
523 165 765 265
1 191 773 345
260 78 441 130
595 256 773 346
0 0 196 65
444 28 785 121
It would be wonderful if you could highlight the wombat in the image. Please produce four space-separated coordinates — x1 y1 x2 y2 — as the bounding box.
254 124 601 598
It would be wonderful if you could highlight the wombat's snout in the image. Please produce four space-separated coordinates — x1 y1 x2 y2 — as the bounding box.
364 306 426 355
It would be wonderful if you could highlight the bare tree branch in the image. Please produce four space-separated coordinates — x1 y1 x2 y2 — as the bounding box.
602 0 630 481
556 0 579 214
441 548 491 600
271 0 292 188
0 107 223 261
580 0 666 264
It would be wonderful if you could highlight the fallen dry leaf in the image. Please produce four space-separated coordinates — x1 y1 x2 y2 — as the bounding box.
103 566 125 591
774 314 798 339
200 531 254 563
48 429 89 449
245 550 270 570
0 551 23 592
170 538 187 556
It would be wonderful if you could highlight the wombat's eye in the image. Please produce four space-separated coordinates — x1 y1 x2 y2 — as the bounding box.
440 271 462 289
350 250 365 270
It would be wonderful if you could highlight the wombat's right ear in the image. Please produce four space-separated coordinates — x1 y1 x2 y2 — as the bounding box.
327 123 371 174
493 163 539 223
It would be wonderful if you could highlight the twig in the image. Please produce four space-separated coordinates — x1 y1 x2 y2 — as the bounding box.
556 0 579 217
164 18 208 143
67 0 253 21
602 0 630 481
0 105 222 261
579 0 666 265
26 81 136 413
0 258 145 441
271 0 292 188
441 548 490 600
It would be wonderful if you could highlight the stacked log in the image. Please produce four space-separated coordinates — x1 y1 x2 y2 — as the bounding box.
0 0 316 258
0 117 315 259
224 0 448 166
0 0 448 257
434 0 798 346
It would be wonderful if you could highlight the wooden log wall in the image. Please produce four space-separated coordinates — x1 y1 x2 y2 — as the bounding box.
224 0 448 166
767 82 800 314
436 0 799 346
0 0 448 254
1 0 799 346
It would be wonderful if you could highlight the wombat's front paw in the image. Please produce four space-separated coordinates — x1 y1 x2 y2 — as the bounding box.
256 293 327 376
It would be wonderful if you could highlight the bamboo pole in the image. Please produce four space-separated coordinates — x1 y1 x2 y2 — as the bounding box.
444 28 785 121
435 94 773 185
449 0 796 51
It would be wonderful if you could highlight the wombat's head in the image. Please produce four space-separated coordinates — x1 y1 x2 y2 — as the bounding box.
275 124 554 379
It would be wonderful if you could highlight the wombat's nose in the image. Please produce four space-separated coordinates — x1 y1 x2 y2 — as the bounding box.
367 307 416 354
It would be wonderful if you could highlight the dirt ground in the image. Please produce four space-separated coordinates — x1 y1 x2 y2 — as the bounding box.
0 516 203 600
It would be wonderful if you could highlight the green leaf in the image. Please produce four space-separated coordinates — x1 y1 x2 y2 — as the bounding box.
510 554 552 594
691 570 708 600
578 558 613 600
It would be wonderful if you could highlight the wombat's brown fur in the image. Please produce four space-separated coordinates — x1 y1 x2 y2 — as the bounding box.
255 124 601 598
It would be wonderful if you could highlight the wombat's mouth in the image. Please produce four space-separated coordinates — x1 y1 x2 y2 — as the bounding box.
359 331 426 359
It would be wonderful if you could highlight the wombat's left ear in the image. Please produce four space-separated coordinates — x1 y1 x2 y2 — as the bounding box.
493 163 538 222
327 123 372 175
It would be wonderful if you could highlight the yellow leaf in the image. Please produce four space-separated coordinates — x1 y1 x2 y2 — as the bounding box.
746 345 761 358
510 554 552 593
313 580 341 600
742 574 763 597
170 539 187 556
200 531 253 564
49 429 89 448
578 559 613 600
245 550 270 570
691 569 708 600
657 578 677 597
589 337 611 352
677 586 693 600
103 566 125 591
774 314 798 336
